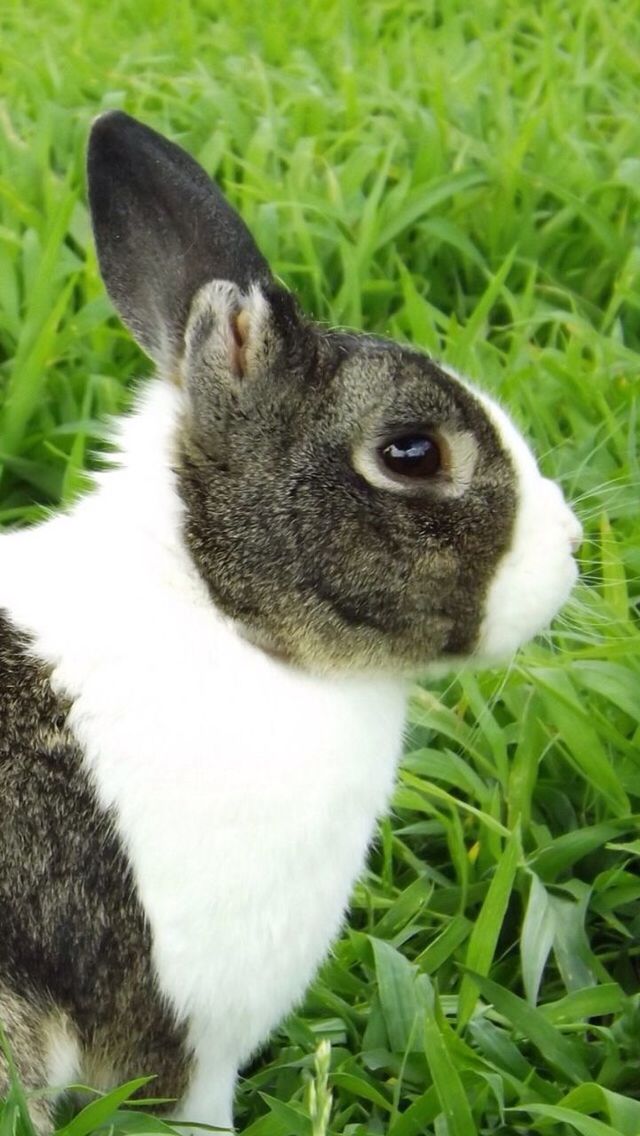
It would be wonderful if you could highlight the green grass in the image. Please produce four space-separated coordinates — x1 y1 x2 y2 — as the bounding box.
1 0 639 1133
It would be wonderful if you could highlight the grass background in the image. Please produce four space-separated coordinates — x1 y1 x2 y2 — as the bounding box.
1 0 639 1133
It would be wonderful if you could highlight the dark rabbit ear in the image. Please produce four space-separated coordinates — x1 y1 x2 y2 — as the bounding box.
87 111 272 367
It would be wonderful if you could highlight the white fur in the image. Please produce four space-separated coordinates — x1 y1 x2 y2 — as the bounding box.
0 372 579 1128
44 1014 81 1090
473 390 581 661
437 367 581 663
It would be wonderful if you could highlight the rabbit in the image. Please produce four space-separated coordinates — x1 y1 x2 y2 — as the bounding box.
0 110 582 1134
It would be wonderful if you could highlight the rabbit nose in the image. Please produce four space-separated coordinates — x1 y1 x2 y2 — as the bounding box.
560 498 583 552
542 479 583 552
568 516 583 553
570 520 586 552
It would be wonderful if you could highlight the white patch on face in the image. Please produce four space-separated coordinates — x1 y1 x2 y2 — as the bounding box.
469 387 582 661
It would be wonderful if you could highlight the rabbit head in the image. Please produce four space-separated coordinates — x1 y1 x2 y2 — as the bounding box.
88 112 580 674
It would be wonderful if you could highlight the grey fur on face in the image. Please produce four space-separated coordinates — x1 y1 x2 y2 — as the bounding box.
178 287 516 671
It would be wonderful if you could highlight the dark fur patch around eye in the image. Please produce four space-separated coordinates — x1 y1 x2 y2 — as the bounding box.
176 323 518 672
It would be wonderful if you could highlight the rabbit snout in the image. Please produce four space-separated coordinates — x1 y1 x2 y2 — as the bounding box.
541 478 583 552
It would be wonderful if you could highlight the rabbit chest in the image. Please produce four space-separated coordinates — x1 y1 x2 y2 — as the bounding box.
73 634 405 1061
0 442 407 1062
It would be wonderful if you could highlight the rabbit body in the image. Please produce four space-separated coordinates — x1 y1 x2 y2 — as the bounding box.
0 111 581 1133
0 381 407 1130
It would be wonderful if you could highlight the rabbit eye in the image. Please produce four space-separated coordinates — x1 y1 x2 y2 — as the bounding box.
380 434 441 478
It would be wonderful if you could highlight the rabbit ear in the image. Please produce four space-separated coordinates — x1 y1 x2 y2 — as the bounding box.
87 111 272 368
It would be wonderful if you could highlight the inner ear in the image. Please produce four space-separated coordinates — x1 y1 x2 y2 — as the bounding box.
230 308 251 378
183 280 304 401
183 281 269 388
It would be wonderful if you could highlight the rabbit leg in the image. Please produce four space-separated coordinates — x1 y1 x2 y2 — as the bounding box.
173 1050 236 1135
0 981 79 1136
